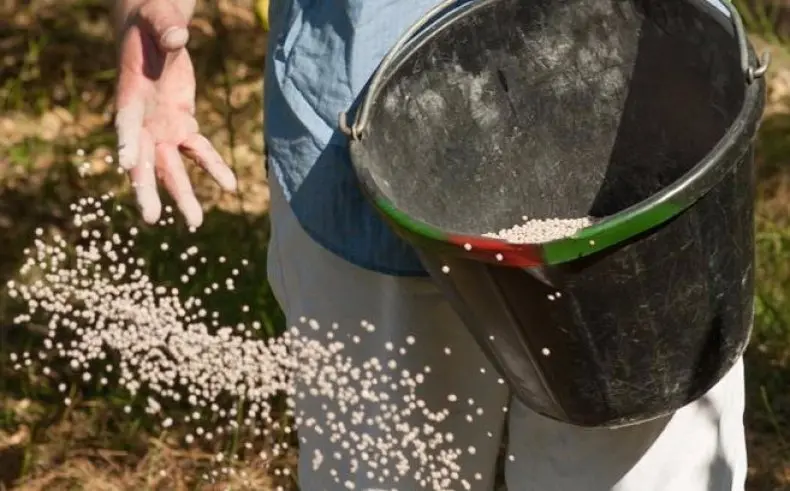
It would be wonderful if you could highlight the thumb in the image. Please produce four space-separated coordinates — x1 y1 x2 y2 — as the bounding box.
137 0 191 51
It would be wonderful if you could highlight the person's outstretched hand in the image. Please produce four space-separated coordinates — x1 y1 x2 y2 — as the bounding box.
114 0 237 228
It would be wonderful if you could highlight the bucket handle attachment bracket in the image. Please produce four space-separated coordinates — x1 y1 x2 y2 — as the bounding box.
721 0 771 84
339 0 465 141
748 52 771 83
340 0 771 141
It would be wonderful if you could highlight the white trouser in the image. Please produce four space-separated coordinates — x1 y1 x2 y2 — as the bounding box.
266 178 747 491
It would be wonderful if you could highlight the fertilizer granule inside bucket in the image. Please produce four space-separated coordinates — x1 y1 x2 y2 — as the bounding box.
483 216 594 244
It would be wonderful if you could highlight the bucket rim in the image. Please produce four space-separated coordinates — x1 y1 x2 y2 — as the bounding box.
345 0 769 267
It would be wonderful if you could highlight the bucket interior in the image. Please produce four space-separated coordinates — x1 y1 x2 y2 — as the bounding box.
353 0 746 237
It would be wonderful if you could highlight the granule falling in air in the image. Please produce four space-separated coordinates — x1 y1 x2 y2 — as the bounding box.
2 191 498 491
483 216 594 244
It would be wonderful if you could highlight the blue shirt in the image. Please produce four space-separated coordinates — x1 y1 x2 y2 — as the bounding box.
264 0 443 277
263 0 732 277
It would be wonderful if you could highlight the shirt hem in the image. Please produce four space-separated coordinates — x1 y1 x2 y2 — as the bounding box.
267 162 429 278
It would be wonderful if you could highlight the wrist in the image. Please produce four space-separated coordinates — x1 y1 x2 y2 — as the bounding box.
113 0 197 35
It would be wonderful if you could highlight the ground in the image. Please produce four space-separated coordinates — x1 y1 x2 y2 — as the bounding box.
0 0 789 489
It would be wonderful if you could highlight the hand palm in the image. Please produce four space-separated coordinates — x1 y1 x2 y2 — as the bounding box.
129 25 198 145
116 18 235 228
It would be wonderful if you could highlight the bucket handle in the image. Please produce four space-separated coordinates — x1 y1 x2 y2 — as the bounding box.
340 0 771 142
339 0 467 141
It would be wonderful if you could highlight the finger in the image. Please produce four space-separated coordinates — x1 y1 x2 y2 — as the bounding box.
115 27 147 171
180 133 238 192
115 98 145 170
137 0 191 51
156 143 204 228
130 130 162 224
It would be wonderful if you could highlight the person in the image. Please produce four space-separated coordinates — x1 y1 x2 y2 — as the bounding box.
112 0 749 489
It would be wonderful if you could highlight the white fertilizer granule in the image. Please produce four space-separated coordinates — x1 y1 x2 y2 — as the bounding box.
3 192 503 491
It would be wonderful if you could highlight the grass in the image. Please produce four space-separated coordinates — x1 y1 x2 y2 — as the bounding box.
1 0 790 489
